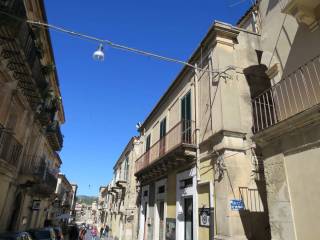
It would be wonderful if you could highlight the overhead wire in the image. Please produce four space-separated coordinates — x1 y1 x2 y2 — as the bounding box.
0 9 237 75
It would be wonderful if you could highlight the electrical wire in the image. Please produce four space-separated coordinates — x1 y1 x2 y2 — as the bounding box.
0 10 236 75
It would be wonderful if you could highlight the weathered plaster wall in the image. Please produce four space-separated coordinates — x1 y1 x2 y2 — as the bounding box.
263 150 295 240
261 122 320 240
285 147 320 240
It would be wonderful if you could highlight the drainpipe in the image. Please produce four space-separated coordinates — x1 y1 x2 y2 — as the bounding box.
194 64 201 182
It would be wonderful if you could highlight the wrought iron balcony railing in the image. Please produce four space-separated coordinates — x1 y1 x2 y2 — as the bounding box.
0 0 49 111
46 121 63 151
252 55 320 133
20 154 45 176
0 127 22 168
20 155 59 188
135 120 196 174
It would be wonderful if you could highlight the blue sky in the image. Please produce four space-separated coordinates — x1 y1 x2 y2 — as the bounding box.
45 0 252 196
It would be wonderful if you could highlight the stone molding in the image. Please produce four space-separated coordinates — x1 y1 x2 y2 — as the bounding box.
282 0 320 32
213 21 240 47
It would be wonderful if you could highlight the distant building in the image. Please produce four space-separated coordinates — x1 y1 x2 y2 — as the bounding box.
100 137 141 240
69 184 78 222
51 174 74 224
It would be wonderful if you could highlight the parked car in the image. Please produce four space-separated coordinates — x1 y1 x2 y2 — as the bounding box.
53 228 63 240
0 232 33 240
27 228 56 240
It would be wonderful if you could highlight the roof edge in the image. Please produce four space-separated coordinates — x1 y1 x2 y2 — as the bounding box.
140 21 239 130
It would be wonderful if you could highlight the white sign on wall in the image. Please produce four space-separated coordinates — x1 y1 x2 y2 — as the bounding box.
199 208 211 227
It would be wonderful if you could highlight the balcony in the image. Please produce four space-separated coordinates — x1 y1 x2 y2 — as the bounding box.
20 155 58 195
62 195 72 208
252 55 320 135
46 121 63 151
115 171 128 188
37 97 59 127
0 0 48 110
0 127 22 169
135 120 197 181
280 0 320 31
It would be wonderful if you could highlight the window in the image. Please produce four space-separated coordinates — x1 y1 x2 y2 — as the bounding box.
124 155 129 181
158 185 165 194
181 91 191 121
160 118 166 139
180 178 193 189
146 134 151 151
159 118 166 155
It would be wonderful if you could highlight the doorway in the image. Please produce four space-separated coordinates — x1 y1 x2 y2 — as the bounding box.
139 185 149 240
154 179 166 240
184 198 193 240
176 168 197 240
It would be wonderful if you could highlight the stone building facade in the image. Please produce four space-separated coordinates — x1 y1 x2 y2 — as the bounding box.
52 174 74 223
238 0 320 239
99 137 141 240
97 0 320 239
124 0 320 239
133 19 270 240
0 0 66 231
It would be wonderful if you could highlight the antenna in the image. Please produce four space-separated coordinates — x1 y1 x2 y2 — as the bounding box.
228 0 247 8
135 122 142 130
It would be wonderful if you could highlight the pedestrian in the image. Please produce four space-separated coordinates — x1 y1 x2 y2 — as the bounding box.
68 225 79 240
79 227 87 240
91 226 97 240
104 225 109 238
99 226 104 239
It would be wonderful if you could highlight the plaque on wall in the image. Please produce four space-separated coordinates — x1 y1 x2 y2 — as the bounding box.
165 218 176 240
199 208 211 227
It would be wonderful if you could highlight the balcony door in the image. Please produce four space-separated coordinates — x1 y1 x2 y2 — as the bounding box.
159 118 166 156
181 91 192 143
123 155 129 181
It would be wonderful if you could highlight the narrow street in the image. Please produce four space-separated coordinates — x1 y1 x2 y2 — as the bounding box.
1 0 320 239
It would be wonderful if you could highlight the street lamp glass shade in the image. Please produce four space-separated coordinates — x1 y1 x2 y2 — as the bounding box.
92 44 104 61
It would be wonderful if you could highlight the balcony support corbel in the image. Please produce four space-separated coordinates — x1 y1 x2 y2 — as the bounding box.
282 0 320 32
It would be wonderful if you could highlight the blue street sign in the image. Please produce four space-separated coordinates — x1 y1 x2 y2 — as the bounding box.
230 199 245 211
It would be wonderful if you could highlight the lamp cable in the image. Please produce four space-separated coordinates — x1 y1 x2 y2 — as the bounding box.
0 10 236 74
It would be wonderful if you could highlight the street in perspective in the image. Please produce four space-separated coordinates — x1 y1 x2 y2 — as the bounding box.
0 0 320 240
